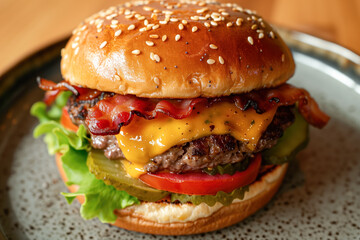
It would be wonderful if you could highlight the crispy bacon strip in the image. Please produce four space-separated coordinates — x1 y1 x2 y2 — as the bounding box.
232 84 330 129
86 84 329 135
38 78 101 105
86 96 206 135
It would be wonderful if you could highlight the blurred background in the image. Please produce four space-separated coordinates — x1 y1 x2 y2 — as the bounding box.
0 0 359 76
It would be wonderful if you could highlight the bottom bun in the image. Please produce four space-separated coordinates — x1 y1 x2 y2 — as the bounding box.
56 153 288 235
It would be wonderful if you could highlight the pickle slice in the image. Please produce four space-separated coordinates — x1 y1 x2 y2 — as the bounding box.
202 158 250 176
262 108 309 165
171 186 249 206
87 150 168 201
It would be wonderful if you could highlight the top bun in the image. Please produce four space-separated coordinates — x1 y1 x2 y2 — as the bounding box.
61 0 295 98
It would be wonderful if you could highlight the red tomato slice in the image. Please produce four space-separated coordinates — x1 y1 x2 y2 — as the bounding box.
139 153 262 195
61 108 79 132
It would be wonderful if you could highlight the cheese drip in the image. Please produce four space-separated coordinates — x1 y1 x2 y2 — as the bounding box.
116 102 277 178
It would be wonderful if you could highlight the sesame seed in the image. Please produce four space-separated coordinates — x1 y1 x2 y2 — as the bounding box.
110 24 118 29
162 35 168 41
192 26 198 32
150 34 159 39
144 19 149 26
233 7 243 12
100 41 107 49
132 49 140 55
190 16 199 20
150 52 154 60
153 54 160 62
170 18 179 22
125 14 134 19
204 22 210 28
146 41 155 46
182 20 188 25
196 7 208 14
236 18 243 26
260 22 266 28
210 21 218 26
152 24 159 30
221 11 229 16
153 77 160 85
207 59 215 64
281 54 285 62
247 36 254 45
251 24 258 30
128 24 135 30
111 20 118 25
198 1 206 6
115 30 122 37
179 23 184 30
226 22 233 27
163 10 174 15
143 6 153 11
139 27 147 32
175 34 181 41
74 47 79 55
219 56 224 64
138 16 146 20
209 44 218 49
258 32 264 39
114 75 120 81
247 9 254 14
269 31 275 39
159 20 168 24
72 42 78 49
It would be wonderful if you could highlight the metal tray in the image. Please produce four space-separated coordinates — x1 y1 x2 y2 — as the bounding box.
0 29 359 239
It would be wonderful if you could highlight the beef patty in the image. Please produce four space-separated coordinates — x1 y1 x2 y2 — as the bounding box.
67 96 294 173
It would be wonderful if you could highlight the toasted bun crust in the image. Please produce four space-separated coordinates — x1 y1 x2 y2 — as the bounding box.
61 0 295 98
56 153 288 235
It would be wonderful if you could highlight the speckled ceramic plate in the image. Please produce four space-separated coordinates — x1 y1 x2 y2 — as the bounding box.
0 30 359 240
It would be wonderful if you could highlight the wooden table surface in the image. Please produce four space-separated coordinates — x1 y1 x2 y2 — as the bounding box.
0 0 359 76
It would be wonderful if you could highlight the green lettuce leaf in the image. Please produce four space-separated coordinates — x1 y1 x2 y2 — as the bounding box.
30 92 139 223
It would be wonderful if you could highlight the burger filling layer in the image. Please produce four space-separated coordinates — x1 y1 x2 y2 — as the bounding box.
66 94 294 174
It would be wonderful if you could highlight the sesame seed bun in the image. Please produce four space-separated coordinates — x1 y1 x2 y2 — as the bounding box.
60 0 295 98
56 153 288 235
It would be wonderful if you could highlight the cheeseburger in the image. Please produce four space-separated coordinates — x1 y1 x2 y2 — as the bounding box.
31 0 329 235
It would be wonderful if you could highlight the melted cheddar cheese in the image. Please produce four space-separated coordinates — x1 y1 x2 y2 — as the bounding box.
115 102 277 178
